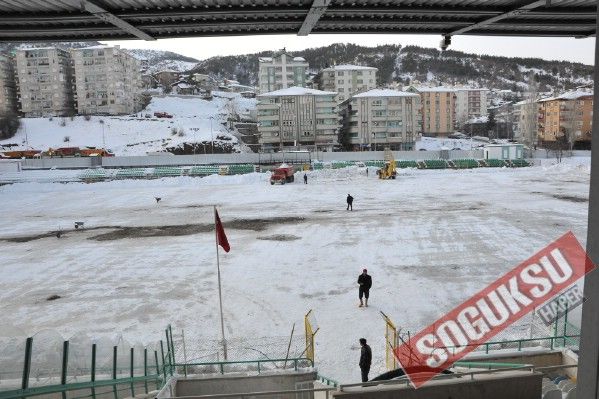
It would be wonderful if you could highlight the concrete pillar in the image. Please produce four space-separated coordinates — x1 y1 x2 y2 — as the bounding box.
576 6 599 398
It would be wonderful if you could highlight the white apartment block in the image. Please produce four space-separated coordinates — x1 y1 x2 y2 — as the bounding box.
71 46 142 115
320 65 377 103
14 47 74 117
0 54 17 115
512 99 538 147
257 87 339 151
258 51 308 94
342 89 421 151
455 88 488 127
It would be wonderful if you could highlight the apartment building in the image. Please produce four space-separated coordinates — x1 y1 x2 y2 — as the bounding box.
14 47 74 117
537 91 593 149
512 99 538 147
320 65 377 103
258 51 308 94
407 86 456 136
340 89 421 151
257 87 339 151
71 46 142 115
0 53 17 115
454 88 488 127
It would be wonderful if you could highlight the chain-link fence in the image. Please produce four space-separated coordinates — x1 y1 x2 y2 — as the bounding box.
169 328 311 375
0 330 164 394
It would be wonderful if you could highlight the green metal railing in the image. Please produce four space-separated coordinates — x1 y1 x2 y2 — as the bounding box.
439 334 581 356
316 374 339 387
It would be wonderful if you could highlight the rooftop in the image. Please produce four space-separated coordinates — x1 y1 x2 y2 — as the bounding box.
353 89 419 98
323 64 377 71
258 86 337 97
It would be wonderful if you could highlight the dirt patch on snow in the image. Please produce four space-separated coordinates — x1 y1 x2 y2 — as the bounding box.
553 194 588 203
256 234 301 241
1 217 306 243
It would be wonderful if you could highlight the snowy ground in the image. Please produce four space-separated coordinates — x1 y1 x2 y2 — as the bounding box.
0 158 591 383
0 93 253 156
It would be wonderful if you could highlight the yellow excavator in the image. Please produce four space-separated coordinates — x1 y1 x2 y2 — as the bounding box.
378 148 397 179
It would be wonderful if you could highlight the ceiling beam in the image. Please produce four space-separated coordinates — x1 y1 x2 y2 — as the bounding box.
298 0 331 36
448 0 549 36
60 0 155 41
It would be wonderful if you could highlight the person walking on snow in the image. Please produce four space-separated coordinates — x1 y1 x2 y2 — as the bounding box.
359 338 372 382
346 194 354 211
358 269 372 307
304 173 308 184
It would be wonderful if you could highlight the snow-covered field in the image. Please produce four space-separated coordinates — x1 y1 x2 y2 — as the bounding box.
0 158 591 383
0 93 255 156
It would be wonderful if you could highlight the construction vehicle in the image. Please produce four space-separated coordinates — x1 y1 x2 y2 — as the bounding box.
0 149 42 159
270 163 294 185
79 147 115 157
378 148 397 179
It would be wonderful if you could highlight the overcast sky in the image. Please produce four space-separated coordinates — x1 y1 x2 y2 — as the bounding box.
103 34 596 65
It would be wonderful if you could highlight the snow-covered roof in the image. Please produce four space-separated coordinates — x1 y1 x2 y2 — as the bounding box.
258 86 337 97
293 57 306 62
259 57 273 62
538 90 593 102
454 87 489 92
410 86 456 93
75 45 111 50
323 64 377 71
173 83 193 89
352 89 419 98
18 47 58 51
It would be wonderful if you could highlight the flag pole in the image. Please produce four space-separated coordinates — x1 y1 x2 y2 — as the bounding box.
214 206 228 360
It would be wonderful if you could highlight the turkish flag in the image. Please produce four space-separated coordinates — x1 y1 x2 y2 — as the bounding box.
215 209 230 253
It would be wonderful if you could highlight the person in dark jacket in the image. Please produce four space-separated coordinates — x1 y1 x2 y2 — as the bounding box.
303 173 308 184
359 338 372 382
358 269 372 307
346 194 354 211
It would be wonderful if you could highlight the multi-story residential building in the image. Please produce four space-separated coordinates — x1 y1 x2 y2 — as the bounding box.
407 86 456 136
14 47 74 117
71 46 142 115
320 65 378 103
258 51 308 94
340 89 421 151
257 87 339 151
0 53 17 115
537 91 593 149
512 99 538 147
454 88 488 127
154 70 180 88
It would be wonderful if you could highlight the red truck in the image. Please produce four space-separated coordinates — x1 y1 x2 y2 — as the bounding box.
270 164 295 185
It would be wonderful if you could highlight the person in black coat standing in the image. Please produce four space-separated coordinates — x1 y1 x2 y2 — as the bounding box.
358 269 372 307
359 338 372 382
346 194 354 211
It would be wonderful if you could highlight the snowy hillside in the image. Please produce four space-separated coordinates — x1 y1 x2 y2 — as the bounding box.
1 94 251 155
126 49 199 73
195 43 593 93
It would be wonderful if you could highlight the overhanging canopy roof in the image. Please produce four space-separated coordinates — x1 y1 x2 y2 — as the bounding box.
0 0 596 42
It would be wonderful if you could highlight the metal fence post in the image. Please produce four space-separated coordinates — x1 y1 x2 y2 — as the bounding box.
112 346 118 399
130 347 135 397
144 348 148 393
91 343 97 399
21 337 33 390
154 351 161 390
160 341 167 381
61 341 69 399
563 303 569 347
165 329 173 376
